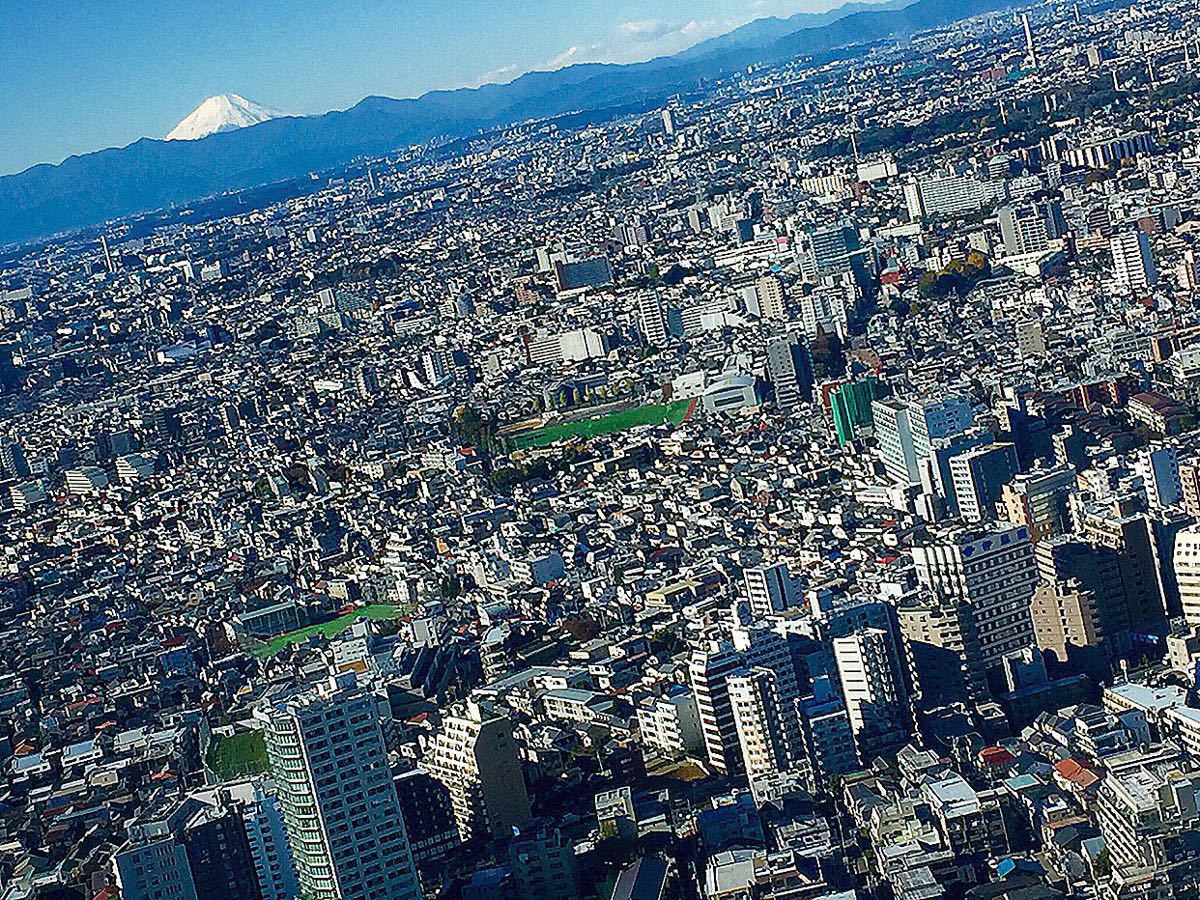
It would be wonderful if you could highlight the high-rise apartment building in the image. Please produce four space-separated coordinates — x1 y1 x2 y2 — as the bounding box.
688 641 745 776
114 793 262 900
1095 745 1200 897
728 667 799 782
1000 467 1077 544
998 204 1049 256
832 627 911 758
638 290 669 347
257 675 421 900
1173 527 1200 628
225 780 301 900
1133 442 1182 509
422 699 531 844
948 442 1019 522
765 335 814 410
743 561 801 618
1110 229 1158 295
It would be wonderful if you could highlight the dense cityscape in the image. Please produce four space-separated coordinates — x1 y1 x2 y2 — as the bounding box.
7 0 1200 897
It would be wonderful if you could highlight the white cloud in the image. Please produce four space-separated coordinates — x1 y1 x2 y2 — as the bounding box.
512 1 864 83
546 45 583 69
619 19 674 42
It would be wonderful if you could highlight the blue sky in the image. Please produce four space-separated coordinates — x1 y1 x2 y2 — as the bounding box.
0 0 846 176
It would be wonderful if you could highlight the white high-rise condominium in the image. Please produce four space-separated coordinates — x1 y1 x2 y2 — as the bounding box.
743 561 800 618
688 640 745 775
1110 230 1157 295
257 675 421 900
728 667 800 781
638 290 669 346
832 628 910 758
873 399 919 484
874 395 973 487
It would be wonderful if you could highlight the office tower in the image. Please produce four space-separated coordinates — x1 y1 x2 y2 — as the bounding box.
948 442 1019 522
807 219 865 281
829 376 879 446
765 335 814 411
688 640 745 776
226 781 301 900
423 699 531 843
1094 747 1200 896
1133 442 1183 509
1110 230 1157 295
638 290 669 347
258 675 421 900
114 793 261 900
998 204 1049 255
873 399 919 484
728 667 799 781
912 524 1039 695
508 823 578 900
661 107 675 136
743 561 801 618
1000 467 1076 543
832 627 910 759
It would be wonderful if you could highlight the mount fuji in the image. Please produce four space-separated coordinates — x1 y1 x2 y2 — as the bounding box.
165 94 285 141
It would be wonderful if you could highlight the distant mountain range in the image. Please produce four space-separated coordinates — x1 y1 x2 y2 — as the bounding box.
0 0 1021 246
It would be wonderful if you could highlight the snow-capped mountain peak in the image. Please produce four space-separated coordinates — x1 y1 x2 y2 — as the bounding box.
165 94 283 141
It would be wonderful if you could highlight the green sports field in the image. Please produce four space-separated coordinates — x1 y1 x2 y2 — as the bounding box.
206 731 269 779
247 604 407 658
506 398 694 450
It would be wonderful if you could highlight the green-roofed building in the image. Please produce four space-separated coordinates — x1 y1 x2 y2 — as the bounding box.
831 377 880 446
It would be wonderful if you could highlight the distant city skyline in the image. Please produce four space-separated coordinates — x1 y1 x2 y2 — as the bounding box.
0 0 859 177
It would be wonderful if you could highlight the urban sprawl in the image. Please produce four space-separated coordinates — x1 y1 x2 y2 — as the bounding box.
7 1 1200 899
